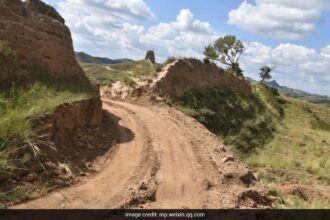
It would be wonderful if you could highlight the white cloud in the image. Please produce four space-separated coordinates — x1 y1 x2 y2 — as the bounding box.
60 0 154 21
242 42 330 95
55 0 330 95
228 0 330 39
321 45 330 57
140 9 218 60
59 0 218 61
255 0 330 10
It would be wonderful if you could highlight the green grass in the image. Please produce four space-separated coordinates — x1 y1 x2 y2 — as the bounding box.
167 80 329 186
80 60 164 86
0 40 18 64
0 176 49 208
0 72 97 172
165 56 178 64
0 42 99 206
242 98 330 208
171 83 283 153
167 79 329 208
244 99 330 184
0 42 98 177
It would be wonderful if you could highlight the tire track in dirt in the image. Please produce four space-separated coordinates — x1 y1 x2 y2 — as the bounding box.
109 101 208 208
14 100 271 209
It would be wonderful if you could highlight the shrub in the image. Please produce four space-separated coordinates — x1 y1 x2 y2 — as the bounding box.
122 77 136 87
0 40 17 63
268 87 280 96
155 64 164 72
203 58 210 64
165 57 177 64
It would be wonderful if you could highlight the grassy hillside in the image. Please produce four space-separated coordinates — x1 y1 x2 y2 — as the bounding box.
75 52 132 65
244 98 330 208
79 60 164 86
0 41 97 189
171 84 283 152
250 79 330 106
281 89 330 105
166 81 330 208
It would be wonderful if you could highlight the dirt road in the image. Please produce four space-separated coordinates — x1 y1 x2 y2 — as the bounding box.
15 100 270 209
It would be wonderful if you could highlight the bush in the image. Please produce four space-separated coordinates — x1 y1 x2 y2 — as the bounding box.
165 57 177 64
0 40 18 63
155 64 164 72
267 86 280 96
203 58 210 64
122 77 136 87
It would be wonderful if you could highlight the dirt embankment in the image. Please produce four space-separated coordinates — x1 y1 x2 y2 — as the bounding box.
41 96 103 146
0 0 83 79
152 59 252 97
14 100 272 209
0 97 109 203
104 58 252 100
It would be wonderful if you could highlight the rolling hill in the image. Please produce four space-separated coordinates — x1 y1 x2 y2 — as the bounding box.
248 78 330 105
266 80 330 105
75 52 132 65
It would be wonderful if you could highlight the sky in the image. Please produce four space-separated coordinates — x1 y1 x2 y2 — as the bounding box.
42 0 330 96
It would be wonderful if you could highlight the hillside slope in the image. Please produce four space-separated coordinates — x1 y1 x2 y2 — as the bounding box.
75 52 132 65
79 59 163 86
248 78 330 105
244 98 330 208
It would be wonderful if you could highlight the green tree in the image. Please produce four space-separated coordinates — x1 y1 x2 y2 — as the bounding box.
259 65 274 82
204 35 245 77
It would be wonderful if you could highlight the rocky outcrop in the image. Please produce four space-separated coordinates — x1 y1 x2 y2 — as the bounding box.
152 59 252 97
145 50 156 64
0 0 83 78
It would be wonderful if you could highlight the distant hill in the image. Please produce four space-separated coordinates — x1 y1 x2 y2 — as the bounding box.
247 78 330 105
265 80 282 89
75 52 133 64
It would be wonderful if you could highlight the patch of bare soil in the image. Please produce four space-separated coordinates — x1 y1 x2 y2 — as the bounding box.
14 100 272 209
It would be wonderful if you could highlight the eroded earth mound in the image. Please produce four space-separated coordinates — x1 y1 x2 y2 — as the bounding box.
0 0 83 78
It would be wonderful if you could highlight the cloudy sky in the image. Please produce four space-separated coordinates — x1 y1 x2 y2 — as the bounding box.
43 0 330 96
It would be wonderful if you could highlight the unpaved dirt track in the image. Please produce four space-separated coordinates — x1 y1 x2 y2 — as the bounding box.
14 100 270 209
